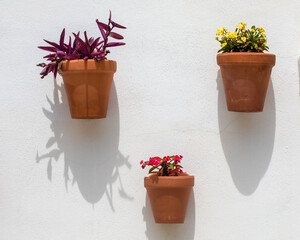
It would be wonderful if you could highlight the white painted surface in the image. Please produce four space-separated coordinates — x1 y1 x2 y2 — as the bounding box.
1 0 300 239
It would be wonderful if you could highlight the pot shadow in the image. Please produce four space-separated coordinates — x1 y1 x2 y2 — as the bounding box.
142 190 195 240
217 70 276 195
36 79 133 209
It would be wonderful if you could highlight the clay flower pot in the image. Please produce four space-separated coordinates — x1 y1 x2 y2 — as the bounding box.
144 173 194 224
60 59 117 119
217 52 276 112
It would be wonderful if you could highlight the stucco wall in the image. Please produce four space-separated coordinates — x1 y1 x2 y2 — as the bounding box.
1 0 300 239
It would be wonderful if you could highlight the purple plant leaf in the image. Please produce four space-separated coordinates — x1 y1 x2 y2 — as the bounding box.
60 28 65 47
72 31 80 49
73 33 89 55
105 42 125 47
43 54 56 59
68 36 72 54
88 37 94 45
90 37 100 51
96 20 107 40
84 31 90 48
43 39 64 51
96 20 110 31
64 54 79 60
111 21 126 29
40 66 48 75
38 46 57 52
57 51 66 57
37 63 47 68
98 40 104 47
108 10 112 25
46 64 53 75
109 32 124 40
90 51 105 57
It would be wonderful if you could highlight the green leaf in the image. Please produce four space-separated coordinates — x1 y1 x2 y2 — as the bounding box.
148 166 158 173
169 163 174 170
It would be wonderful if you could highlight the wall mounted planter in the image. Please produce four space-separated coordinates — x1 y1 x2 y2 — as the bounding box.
61 59 116 119
144 173 194 224
217 52 276 112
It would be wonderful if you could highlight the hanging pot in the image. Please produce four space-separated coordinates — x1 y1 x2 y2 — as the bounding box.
60 59 117 119
217 52 275 112
144 172 194 223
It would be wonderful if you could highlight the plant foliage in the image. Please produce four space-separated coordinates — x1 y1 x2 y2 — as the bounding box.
140 155 184 176
215 22 268 53
37 11 126 79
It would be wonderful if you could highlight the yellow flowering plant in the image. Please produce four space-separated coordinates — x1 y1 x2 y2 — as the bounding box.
215 22 269 53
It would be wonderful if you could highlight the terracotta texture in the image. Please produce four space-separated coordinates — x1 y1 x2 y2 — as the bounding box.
61 60 117 119
144 173 194 224
217 53 276 112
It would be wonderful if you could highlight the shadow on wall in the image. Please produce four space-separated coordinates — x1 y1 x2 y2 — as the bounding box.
217 70 276 195
36 79 133 209
298 57 300 95
142 191 195 240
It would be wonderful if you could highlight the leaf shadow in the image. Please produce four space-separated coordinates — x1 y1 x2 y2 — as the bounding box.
36 78 133 209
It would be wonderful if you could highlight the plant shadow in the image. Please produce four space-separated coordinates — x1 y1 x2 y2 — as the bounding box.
217 70 276 195
36 79 133 209
142 190 195 240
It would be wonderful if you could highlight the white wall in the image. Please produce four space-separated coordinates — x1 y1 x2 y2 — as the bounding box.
1 0 300 239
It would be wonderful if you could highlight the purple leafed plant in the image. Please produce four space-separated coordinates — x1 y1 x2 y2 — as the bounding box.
37 11 126 79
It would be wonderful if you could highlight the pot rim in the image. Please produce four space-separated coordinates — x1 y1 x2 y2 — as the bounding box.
217 52 275 57
60 59 117 73
61 59 116 64
144 172 194 188
217 52 276 66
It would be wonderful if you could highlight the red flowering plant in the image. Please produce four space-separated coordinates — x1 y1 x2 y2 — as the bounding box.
140 155 184 176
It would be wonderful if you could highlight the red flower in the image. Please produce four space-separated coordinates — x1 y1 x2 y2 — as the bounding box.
141 155 185 176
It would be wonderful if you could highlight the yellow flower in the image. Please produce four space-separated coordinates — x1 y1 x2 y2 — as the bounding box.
251 28 255 32
227 31 237 38
221 42 227 48
261 33 266 37
237 24 243 30
237 40 243 43
258 27 265 32
239 22 247 27
216 27 226 36
215 37 218 40
241 37 246 42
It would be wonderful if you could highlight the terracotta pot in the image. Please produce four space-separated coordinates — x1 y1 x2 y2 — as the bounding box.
217 52 275 112
144 173 194 224
60 59 117 119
